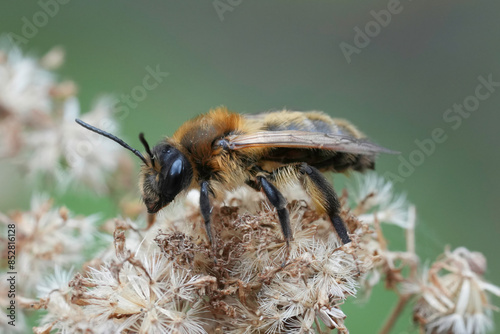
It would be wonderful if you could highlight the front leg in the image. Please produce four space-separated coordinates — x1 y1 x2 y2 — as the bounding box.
200 181 214 245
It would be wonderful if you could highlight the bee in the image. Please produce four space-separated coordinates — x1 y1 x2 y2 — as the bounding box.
76 107 395 248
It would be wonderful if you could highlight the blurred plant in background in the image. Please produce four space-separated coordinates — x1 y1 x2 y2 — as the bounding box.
1 44 498 334
0 40 134 194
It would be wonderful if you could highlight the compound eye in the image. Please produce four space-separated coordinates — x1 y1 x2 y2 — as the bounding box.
163 159 185 200
170 158 183 174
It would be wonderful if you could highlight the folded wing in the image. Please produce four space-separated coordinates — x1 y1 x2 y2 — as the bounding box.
227 130 397 155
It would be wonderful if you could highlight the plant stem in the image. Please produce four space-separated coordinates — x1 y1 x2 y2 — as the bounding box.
378 294 411 334
314 317 326 334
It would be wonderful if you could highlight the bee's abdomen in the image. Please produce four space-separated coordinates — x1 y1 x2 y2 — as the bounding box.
257 110 361 138
263 148 375 172
264 114 331 132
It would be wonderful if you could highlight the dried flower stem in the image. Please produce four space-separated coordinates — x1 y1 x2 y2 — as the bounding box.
315 317 327 334
378 294 411 334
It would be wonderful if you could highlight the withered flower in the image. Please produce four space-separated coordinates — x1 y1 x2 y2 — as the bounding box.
412 247 500 334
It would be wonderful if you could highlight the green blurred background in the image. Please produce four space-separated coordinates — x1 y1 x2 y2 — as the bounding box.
1 1 499 332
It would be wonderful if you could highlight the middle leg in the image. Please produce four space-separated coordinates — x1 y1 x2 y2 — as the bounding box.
257 175 293 245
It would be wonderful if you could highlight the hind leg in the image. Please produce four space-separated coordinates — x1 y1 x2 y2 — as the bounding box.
270 163 351 244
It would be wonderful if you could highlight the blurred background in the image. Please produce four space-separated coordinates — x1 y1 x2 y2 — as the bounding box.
0 0 499 332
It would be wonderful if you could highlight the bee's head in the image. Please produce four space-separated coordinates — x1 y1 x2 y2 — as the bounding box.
139 140 193 214
74 119 192 214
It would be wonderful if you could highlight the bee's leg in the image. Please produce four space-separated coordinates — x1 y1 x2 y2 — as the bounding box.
257 176 292 266
269 163 351 244
200 181 214 246
298 164 351 244
258 176 292 242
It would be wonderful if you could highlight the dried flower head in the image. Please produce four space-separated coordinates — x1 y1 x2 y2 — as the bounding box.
31 267 121 334
36 239 214 333
16 174 499 334
0 42 54 159
27 183 379 333
349 172 412 228
0 40 54 120
23 96 125 192
0 194 98 295
348 173 418 296
412 247 500 334
0 42 133 193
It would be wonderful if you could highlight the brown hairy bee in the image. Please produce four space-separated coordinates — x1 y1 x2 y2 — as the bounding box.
76 107 395 248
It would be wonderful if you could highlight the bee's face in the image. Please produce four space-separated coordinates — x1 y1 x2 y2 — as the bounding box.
140 143 193 214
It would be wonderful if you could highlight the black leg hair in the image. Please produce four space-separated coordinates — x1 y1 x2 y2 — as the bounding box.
258 176 293 244
200 181 214 245
269 163 351 244
300 164 351 244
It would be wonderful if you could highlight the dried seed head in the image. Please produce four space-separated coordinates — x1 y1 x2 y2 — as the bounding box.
413 247 500 334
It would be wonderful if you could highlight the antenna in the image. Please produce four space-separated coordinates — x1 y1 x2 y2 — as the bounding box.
139 133 155 166
75 119 148 165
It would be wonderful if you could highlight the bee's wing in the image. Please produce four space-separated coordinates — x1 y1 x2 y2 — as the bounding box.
227 131 398 155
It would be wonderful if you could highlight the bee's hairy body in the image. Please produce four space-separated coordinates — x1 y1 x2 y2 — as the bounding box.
155 108 374 199
77 107 393 253
168 109 262 198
